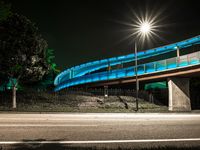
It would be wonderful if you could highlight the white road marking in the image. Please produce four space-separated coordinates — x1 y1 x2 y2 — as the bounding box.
0 116 200 121
0 114 199 123
0 124 97 127
0 138 200 144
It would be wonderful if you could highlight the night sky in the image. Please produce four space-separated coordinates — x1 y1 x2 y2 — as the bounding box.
5 0 200 69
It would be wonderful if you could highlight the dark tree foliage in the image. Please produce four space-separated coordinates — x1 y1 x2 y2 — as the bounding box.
32 48 60 90
0 13 50 83
0 1 12 22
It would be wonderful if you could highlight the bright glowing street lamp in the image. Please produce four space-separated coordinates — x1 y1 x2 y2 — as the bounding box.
140 22 151 34
135 21 152 111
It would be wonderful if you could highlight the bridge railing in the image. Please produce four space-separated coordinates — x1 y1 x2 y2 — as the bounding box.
141 51 200 74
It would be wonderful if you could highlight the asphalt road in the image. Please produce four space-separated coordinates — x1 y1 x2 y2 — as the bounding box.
0 113 200 149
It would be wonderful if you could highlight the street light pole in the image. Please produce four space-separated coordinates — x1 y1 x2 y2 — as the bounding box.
135 42 139 111
129 17 158 111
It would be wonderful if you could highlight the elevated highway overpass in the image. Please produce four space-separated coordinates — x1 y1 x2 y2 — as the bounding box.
54 35 200 111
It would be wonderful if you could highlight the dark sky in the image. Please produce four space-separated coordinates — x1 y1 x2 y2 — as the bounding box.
5 0 200 69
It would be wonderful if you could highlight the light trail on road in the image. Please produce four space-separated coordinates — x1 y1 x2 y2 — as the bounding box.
0 138 200 144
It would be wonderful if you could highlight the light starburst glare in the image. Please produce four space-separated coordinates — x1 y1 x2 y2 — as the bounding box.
132 16 158 44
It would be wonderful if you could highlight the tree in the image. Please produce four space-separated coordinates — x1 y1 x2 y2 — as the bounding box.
46 48 60 73
0 13 50 109
36 48 60 90
0 1 12 22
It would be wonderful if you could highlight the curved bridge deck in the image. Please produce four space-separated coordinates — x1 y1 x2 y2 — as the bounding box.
54 35 200 88
55 50 200 91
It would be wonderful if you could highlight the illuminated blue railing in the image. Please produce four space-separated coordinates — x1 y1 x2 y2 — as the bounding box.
54 35 200 86
54 51 200 91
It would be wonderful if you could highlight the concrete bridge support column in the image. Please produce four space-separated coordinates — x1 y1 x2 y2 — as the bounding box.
168 77 191 111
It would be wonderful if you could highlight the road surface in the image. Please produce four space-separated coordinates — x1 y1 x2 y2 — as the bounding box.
0 113 200 149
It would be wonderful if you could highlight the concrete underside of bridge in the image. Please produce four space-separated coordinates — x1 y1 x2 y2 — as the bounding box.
168 77 191 111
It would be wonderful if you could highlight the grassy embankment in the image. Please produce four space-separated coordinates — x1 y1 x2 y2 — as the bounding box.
0 90 167 112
